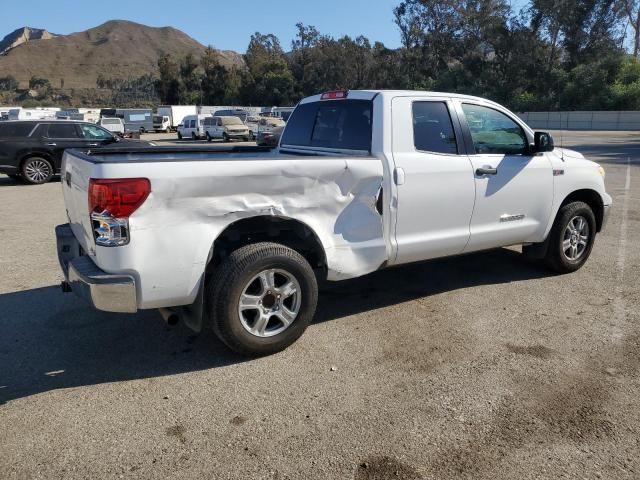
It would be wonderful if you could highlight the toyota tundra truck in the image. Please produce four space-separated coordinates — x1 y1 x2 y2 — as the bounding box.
55 90 612 356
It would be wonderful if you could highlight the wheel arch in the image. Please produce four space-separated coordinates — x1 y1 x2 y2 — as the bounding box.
559 189 605 232
19 150 56 170
205 215 328 280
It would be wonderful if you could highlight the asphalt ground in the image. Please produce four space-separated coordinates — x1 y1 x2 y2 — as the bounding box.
0 131 638 479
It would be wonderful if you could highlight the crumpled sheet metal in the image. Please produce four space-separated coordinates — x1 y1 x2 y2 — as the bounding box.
124 156 387 306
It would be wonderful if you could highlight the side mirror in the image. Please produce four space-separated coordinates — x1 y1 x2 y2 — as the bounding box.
534 131 554 153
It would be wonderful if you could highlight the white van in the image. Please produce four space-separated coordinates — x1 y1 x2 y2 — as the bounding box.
177 114 210 140
98 117 125 135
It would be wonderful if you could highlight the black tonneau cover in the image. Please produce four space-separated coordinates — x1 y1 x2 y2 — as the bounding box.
69 145 283 164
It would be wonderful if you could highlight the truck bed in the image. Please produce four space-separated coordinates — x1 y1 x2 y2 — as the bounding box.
70 145 368 164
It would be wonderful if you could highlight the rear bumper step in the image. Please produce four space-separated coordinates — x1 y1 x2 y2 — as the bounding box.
56 223 137 313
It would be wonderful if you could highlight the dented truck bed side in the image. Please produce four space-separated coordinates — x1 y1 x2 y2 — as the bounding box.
61 149 389 310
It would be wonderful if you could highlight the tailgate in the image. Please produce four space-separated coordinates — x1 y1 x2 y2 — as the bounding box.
61 151 95 255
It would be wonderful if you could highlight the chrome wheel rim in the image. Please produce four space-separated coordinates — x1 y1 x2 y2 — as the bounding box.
25 160 51 182
238 268 301 338
563 215 590 261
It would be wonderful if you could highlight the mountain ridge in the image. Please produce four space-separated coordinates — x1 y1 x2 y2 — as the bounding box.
0 20 243 89
0 27 58 55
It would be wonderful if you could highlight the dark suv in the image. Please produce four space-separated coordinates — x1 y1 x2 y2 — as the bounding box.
0 120 149 184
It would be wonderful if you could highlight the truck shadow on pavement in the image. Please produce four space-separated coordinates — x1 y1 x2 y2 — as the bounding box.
0 248 549 405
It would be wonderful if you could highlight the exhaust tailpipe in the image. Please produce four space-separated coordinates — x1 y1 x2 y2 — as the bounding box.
159 308 180 326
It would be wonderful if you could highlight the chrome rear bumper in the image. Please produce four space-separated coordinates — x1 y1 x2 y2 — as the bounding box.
56 223 137 313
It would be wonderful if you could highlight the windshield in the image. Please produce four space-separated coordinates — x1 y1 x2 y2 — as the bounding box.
220 116 244 126
153 116 163 123
281 99 372 151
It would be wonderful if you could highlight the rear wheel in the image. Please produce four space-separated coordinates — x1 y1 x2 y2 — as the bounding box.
248 131 255 141
543 201 596 273
207 242 318 356
206 132 212 143
192 132 197 140
21 157 53 184
177 132 183 140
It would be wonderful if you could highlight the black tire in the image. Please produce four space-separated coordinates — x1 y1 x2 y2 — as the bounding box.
177 132 183 140
543 201 596 273
140 127 145 134
207 242 318 356
222 133 229 143
192 132 197 140
21 157 53 184
249 131 255 141
206 132 212 143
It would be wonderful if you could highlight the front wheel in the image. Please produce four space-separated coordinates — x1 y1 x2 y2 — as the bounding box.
222 133 229 143
543 201 596 273
207 242 318 356
206 132 212 143
177 132 183 140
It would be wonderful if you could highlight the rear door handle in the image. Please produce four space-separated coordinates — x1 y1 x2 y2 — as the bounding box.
89 143 99 147
476 166 498 176
46 143 57 146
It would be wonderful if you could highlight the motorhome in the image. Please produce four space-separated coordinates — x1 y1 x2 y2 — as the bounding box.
8 107 59 120
116 108 154 133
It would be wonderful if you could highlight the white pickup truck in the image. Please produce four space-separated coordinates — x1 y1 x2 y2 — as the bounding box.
56 90 611 356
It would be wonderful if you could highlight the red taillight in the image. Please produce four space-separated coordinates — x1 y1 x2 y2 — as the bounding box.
89 178 151 218
321 90 348 100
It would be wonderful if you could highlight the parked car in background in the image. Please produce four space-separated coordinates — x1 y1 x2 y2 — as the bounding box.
0 120 150 184
247 116 286 141
157 105 197 132
203 116 251 142
177 114 210 140
256 125 284 147
98 117 125 135
214 109 250 123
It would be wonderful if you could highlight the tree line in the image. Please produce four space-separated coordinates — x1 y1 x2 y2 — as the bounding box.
156 0 640 111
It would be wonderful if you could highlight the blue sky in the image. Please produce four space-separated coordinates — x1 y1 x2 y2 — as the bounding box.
0 0 403 52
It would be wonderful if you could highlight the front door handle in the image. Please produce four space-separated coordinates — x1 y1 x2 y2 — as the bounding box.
46 142 57 146
476 166 498 176
89 143 99 147
394 167 406 185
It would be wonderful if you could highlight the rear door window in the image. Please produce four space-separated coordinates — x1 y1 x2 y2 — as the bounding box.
0 123 35 137
281 99 372 151
412 102 458 154
47 124 80 138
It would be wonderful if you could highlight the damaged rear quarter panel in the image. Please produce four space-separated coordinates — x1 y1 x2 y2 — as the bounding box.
96 155 387 308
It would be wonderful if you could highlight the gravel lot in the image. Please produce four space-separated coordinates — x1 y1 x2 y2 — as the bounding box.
0 131 638 479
